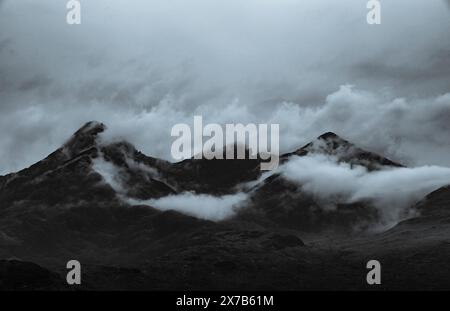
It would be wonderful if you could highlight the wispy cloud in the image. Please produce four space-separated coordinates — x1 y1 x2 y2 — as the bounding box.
280 154 450 226
130 192 248 221
92 152 248 221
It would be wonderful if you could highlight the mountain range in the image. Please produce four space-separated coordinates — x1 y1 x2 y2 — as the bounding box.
1 121 450 290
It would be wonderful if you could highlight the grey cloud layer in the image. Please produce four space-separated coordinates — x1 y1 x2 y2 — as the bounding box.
0 0 449 174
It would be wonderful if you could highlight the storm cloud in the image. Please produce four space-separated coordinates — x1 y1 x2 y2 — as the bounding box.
0 0 449 174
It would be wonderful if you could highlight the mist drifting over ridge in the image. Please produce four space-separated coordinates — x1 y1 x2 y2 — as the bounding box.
89 134 450 226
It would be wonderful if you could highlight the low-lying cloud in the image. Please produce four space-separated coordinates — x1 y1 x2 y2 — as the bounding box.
91 142 450 227
91 155 128 194
281 154 450 226
92 153 248 221
132 192 248 221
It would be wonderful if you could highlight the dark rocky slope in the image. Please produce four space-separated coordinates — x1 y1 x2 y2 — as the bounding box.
0 122 449 290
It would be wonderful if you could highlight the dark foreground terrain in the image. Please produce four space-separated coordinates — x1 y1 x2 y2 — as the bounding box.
1 122 449 290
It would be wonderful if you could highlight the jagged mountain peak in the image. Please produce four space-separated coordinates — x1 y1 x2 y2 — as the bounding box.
62 121 106 156
317 131 340 140
283 132 402 170
73 121 106 136
306 131 354 151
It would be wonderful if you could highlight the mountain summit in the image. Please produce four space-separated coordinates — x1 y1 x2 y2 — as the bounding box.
63 121 106 155
283 131 402 170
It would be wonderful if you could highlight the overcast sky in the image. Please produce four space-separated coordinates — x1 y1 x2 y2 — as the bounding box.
0 0 449 174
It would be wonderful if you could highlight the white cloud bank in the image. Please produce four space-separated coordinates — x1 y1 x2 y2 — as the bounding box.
281 154 450 226
132 192 248 221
